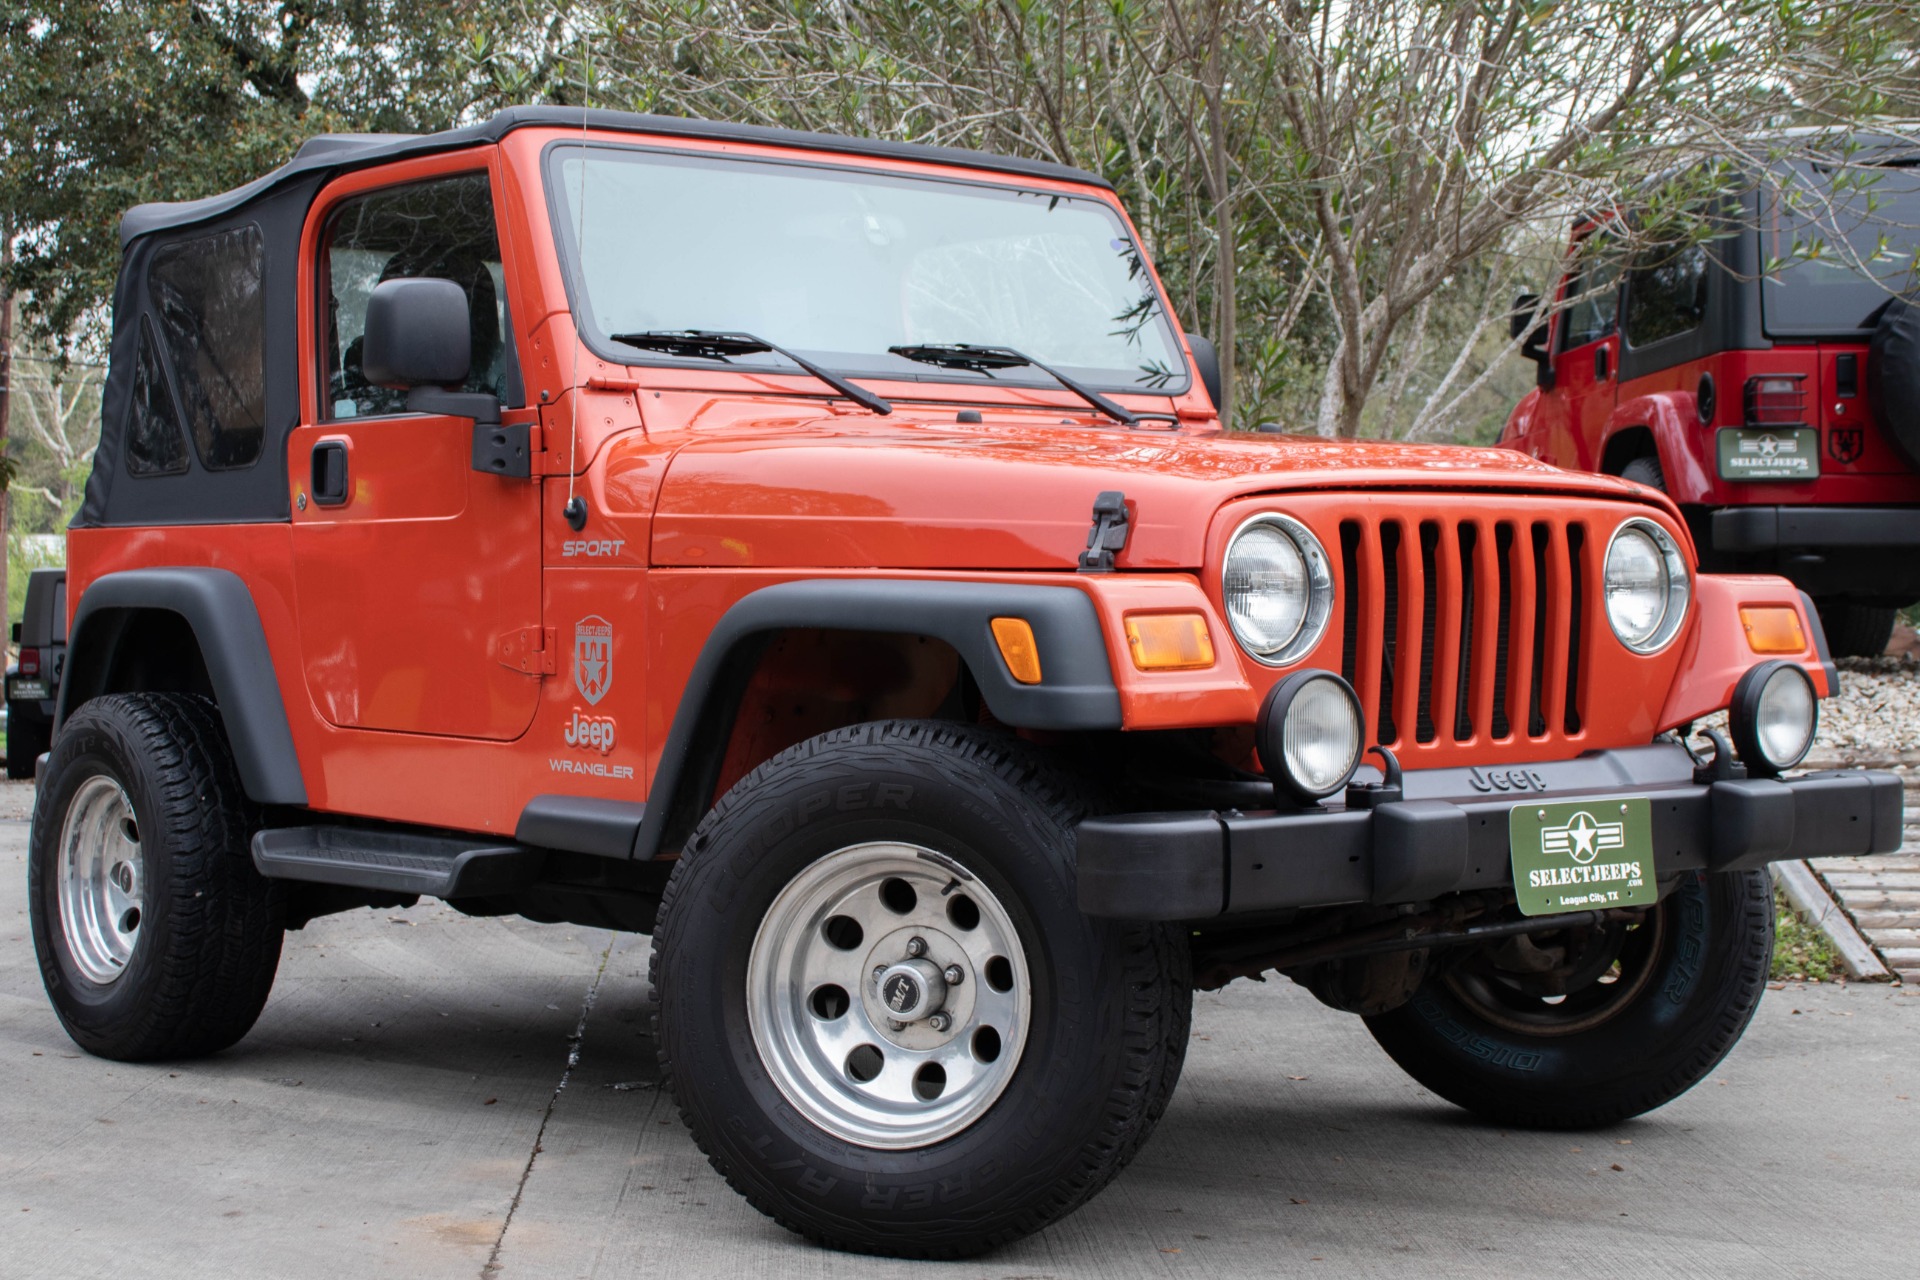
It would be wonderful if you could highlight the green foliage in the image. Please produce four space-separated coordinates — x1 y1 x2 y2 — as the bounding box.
3 1 1918 439
1772 886 1846 983
0 1 565 354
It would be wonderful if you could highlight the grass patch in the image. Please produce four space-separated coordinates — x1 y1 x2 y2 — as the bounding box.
1772 884 1847 982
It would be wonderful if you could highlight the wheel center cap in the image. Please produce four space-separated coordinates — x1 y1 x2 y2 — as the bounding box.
876 959 946 1022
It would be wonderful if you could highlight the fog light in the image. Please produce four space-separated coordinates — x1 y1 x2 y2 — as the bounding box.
1730 660 1817 776
1258 670 1364 804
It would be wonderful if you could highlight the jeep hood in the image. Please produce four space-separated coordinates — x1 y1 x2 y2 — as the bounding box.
648 417 1658 570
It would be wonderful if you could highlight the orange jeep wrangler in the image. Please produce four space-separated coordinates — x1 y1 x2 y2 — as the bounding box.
32 109 1904 1258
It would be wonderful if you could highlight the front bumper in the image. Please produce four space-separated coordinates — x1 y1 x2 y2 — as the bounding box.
1076 744 1903 920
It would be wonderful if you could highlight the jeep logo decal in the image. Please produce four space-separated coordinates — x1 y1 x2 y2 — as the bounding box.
574 615 613 705
1467 766 1548 793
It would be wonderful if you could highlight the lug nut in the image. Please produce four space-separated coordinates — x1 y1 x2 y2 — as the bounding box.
943 965 964 985
872 966 887 982
905 936 928 958
888 1020 907 1033
927 1012 952 1033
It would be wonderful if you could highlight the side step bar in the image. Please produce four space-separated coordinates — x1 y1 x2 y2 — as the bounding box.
251 827 544 898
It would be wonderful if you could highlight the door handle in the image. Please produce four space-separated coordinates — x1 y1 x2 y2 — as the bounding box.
311 440 349 506
1594 345 1611 381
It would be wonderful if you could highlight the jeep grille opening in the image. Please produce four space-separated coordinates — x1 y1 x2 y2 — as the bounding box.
1337 514 1588 751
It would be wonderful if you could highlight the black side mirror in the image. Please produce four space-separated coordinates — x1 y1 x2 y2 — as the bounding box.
362 278 499 426
9 622 19 644
1185 333 1222 412
1509 290 1554 388
1509 292 1541 342
362 277 525 476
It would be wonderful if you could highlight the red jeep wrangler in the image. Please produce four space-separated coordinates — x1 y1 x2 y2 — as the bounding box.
31 109 1903 1258
1500 133 1920 655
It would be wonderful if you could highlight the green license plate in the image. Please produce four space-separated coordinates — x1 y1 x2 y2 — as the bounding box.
1717 427 1818 482
1509 797 1658 917
8 680 46 701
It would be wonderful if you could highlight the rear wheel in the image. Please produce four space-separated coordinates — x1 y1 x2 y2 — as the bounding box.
1619 453 1666 492
1816 601 1897 658
1364 871 1772 1129
29 693 284 1060
652 720 1189 1258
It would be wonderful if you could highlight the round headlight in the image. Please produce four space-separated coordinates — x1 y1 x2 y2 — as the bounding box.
1223 514 1334 665
1603 518 1690 653
1730 660 1817 775
1258 670 1364 804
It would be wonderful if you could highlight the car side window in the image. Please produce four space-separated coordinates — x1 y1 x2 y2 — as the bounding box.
320 174 518 420
125 317 193 477
1624 244 1709 347
147 224 267 470
1558 252 1622 350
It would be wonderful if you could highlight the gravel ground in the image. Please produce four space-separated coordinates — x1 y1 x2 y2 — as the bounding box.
1813 653 1920 762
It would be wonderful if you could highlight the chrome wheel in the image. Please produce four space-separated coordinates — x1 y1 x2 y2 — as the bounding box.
56 776 145 986
746 841 1031 1149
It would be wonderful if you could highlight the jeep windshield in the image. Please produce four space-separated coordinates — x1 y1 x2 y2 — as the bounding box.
546 143 1187 397
1762 159 1920 336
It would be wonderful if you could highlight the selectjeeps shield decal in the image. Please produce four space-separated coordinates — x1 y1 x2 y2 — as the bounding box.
574 615 614 705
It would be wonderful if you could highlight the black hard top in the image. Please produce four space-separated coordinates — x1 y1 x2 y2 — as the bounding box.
119 106 1112 246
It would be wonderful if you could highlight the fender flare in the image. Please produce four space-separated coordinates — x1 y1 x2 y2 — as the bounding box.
627 578 1121 859
59 567 308 805
1603 393 1714 504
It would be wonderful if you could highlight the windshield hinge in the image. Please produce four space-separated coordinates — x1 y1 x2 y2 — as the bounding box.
498 626 556 676
1078 490 1131 572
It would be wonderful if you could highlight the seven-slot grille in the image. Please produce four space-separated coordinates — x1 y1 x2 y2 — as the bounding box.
1336 514 1587 751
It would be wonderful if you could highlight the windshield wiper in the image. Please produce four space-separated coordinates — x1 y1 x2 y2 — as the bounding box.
888 342 1138 426
609 329 892 415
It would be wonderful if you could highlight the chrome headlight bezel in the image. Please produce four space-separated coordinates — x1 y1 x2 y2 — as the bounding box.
1602 517 1691 654
1222 513 1335 666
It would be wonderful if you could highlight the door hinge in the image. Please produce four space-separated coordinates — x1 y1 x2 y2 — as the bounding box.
498 626 556 676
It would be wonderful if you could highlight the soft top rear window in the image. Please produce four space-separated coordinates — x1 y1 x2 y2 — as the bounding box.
1762 161 1920 336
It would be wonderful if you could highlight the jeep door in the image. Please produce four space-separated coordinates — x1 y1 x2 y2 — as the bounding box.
289 155 543 740
1531 241 1623 471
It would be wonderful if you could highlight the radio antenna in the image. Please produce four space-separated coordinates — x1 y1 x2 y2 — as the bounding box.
562 29 592 531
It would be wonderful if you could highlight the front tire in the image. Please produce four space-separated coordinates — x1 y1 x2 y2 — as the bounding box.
29 694 284 1060
1364 871 1772 1129
651 720 1190 1258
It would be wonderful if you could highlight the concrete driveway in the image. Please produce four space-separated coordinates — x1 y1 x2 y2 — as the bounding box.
2 783 1915 1279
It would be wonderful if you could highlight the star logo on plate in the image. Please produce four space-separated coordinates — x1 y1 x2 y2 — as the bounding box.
1540 810 1625 865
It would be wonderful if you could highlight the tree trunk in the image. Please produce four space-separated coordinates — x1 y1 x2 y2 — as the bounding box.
0 227 13 642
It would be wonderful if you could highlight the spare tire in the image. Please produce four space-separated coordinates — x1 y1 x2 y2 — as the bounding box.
1866 296 1920 469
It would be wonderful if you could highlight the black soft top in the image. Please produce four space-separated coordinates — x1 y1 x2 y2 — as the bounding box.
83 108 1111 532
119 106 1112 246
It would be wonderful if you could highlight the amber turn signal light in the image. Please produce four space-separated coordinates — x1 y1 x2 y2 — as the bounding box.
1739 606 1807 655
1124 613 1216 671
990 617 1044 684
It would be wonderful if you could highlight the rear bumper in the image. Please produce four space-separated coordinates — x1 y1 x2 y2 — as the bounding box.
1712 505 1920 552
1075 744 1903 920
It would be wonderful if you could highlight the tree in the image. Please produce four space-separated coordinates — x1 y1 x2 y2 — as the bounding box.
0 1 565 354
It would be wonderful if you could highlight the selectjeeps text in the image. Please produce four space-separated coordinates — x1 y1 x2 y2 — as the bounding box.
31 108 1904 1258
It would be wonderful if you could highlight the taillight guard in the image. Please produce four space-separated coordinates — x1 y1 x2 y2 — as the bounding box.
1743 373 1808 425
